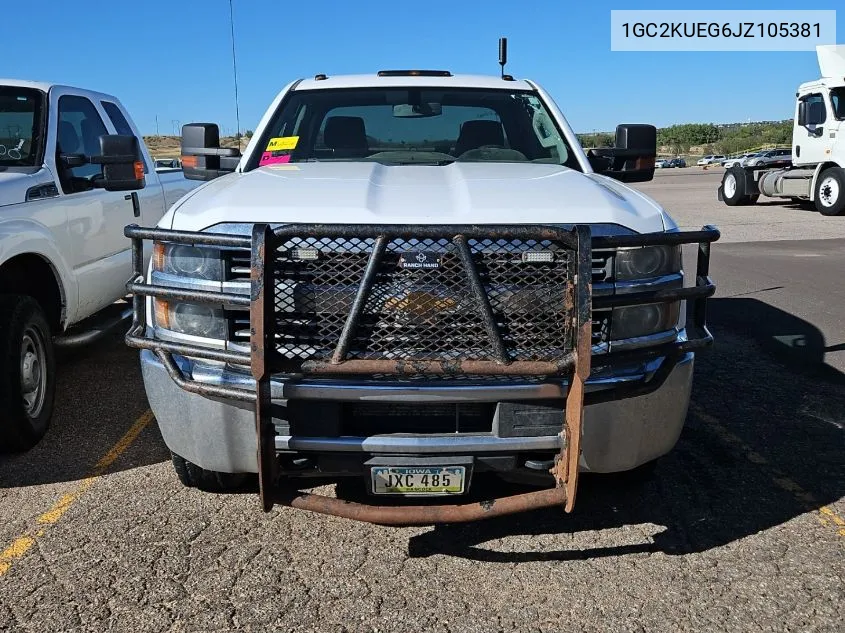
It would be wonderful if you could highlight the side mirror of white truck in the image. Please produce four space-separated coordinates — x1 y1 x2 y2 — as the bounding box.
180 123 241 181
586 124 657 183
797 101 807 126
91 134 146 192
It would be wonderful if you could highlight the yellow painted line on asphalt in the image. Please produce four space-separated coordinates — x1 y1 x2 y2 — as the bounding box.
0 410 154 577
694 408 845 538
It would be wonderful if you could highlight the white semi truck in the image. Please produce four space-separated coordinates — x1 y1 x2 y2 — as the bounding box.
719 45 845 215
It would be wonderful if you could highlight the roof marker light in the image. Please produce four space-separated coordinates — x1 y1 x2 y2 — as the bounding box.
377 70 452 77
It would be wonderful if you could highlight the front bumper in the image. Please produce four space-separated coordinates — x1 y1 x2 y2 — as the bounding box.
141 348 694 474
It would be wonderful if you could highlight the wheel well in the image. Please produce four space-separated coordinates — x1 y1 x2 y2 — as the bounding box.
0 254 65 331
812 162 843 198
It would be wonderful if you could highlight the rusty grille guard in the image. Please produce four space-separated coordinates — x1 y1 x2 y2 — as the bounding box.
124 222 720 525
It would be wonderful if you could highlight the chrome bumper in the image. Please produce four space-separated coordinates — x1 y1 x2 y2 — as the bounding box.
141 349 694 472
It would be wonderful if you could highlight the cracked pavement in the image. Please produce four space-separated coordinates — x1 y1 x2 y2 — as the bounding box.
0 170 843 632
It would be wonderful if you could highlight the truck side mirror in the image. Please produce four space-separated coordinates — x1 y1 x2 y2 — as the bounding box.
797 101 807 126
92 134 146 192
181 123 241 181
588 124 656 183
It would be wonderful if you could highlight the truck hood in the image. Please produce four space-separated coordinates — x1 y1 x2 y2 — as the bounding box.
168 162 668 234
0 168 54 208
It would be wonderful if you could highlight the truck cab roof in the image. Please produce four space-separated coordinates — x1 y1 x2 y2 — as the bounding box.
798 77 845 93
0 78 119 101
292 72 535 92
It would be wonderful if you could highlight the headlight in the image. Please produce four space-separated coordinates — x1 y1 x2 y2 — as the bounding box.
153 243 222 280
615 245 680 280
154 301 226 339
611 302 680 340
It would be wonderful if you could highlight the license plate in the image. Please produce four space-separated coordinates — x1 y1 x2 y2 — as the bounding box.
371 466 466 495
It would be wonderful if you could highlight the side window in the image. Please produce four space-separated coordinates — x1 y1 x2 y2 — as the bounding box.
831 90 844 119
101 100 148 173
101 101 132 134
57 95 108 191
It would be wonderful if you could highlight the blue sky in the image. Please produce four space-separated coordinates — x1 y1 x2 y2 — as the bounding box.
1 1 842 135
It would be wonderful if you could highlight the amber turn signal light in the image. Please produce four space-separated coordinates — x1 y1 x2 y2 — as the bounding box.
152 242 166 271
154 299 170 329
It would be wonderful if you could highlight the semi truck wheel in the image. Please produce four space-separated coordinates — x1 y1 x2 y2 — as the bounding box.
0 295 56 452
170 451 254 493
815 167 845 216
721 167 757 206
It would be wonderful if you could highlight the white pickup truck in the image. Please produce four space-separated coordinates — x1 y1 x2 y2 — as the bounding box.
0 80 199 450
123 69 719 523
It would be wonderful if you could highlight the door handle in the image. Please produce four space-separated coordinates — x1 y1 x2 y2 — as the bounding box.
124 191 141 217
796 145 800 158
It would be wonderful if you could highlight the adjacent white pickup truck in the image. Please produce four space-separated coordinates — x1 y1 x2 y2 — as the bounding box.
0 80 199 450
123 68 720 523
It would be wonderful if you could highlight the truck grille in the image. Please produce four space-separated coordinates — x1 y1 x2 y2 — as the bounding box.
228 236 580 363
228 242 614 356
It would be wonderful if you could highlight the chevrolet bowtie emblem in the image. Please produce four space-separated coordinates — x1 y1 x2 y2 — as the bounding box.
383 292 457 320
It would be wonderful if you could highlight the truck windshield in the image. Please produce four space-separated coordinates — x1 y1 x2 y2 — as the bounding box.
0 86 44 167
250 87 580 170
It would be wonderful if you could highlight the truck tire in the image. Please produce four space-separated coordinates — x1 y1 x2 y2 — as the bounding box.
814 167 845 216
170 451 253 493
0 295 56 452
721 167 757 206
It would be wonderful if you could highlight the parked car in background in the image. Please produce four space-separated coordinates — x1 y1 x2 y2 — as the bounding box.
697 155 726 166
669 158 686 168
744 148 792 167
655 158 671 168
722 153 758 168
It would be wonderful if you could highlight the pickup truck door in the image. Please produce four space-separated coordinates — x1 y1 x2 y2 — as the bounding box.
53 92 138 319
98 100 165 235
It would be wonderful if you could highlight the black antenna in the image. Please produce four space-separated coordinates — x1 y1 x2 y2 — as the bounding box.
228 0 242 150
498 37 508 78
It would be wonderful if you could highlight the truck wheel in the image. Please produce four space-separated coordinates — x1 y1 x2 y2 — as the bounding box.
170 451 253 493
721 168 755 206
0 296 56 452
814 167 845 216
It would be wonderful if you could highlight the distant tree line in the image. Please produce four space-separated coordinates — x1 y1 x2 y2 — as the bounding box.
578 119 793 155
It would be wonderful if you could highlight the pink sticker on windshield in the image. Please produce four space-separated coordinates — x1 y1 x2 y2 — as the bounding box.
259 152 292 166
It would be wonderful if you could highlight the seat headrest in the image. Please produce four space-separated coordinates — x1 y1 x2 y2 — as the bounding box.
324 116 368 151
58 121 80 154
454 120 505 156
80 118 103 155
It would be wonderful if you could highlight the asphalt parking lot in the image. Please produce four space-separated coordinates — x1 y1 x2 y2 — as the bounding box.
1 169 843 632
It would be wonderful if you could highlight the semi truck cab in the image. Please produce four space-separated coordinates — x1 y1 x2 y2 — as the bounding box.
719 45 845 215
